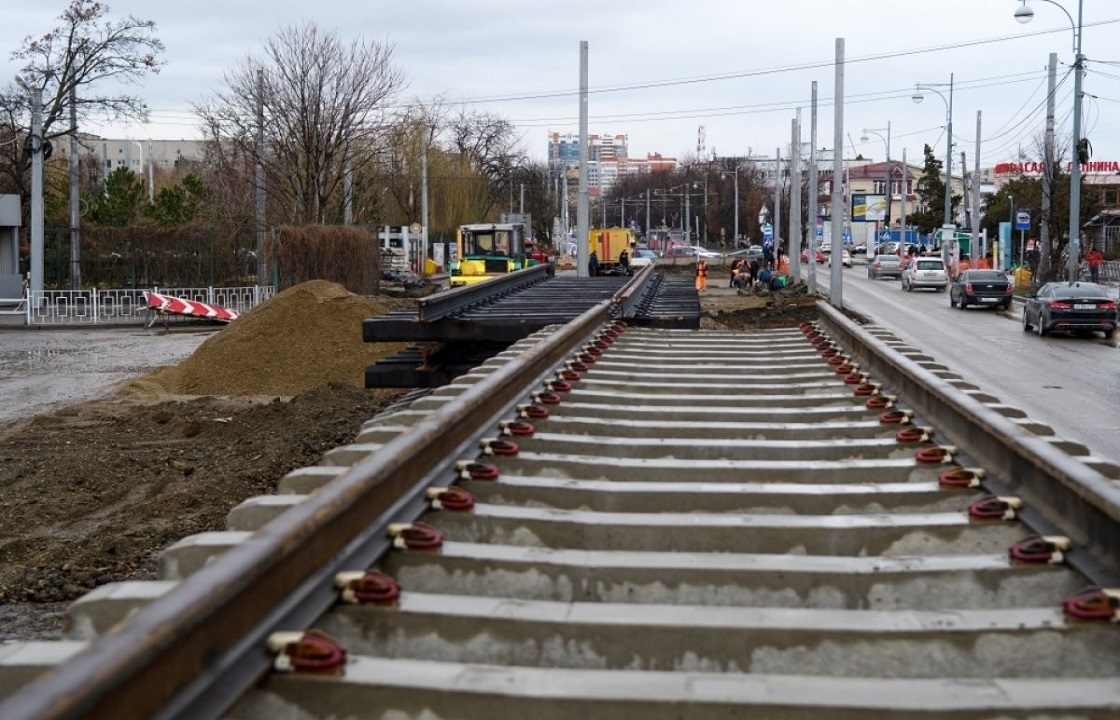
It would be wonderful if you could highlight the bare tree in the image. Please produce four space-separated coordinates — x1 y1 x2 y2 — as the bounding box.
446 108 527 220
2 0 164 287
196 23 406 225
6 1 163 141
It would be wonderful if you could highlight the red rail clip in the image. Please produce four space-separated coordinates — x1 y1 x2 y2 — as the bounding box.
1063 587 1120 621
335 570 400 605
268 630 347 674
456 460 500 481
1009 535 1070 564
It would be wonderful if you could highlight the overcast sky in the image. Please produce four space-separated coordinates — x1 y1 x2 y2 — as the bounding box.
4 1 1119 169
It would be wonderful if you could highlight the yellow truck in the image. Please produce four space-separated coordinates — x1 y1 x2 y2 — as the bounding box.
589 227 638 276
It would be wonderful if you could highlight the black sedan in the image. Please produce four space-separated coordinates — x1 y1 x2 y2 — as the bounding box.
950 270 1013 310
1022 282 1117 338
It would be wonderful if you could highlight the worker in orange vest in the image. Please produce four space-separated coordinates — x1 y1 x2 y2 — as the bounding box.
695 257 708 292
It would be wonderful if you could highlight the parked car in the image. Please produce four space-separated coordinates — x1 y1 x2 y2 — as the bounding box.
628 248 658 269
1022 281 1117 338
867 254 903 280
663 245 721 259
801 248 825 264
950 270 1013 310
841 249 852 267
727 245 764 261
901 257 948 292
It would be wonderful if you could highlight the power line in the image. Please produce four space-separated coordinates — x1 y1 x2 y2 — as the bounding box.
406 18 1120 108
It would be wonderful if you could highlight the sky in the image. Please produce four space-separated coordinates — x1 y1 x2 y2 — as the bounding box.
3 0 1119 170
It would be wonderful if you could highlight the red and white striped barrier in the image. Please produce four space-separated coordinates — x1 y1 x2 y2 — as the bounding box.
144 291 240 323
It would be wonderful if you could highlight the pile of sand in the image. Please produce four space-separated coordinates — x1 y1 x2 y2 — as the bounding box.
130 280 412 397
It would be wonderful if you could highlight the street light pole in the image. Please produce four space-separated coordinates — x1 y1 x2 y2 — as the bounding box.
1015 0 1084 282
913 77 954 229
861 123 891 237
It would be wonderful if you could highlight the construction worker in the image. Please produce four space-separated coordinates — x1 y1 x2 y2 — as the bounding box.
695 257 708 292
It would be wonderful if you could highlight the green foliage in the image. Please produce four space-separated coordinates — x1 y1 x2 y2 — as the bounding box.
980 161 1101 282
909 144 962 233
144 173 212 226
85 167 146 226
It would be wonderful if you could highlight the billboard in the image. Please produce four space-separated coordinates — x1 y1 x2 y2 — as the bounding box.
852 194 887 223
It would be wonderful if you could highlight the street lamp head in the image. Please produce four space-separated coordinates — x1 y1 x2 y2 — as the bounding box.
911 92 924 104
859 134 870 143
1014 1 1034 24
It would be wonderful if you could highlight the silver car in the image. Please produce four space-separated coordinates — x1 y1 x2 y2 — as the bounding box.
902 257 949 292
867 254 902 280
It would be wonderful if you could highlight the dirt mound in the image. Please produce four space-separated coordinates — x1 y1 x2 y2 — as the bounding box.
129 280 412 397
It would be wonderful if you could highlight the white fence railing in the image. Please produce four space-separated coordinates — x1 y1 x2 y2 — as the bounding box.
1 286 274 326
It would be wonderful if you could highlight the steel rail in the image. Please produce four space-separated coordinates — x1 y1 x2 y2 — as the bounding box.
0 301 614 720
416 264 552 322
817 300 1120 581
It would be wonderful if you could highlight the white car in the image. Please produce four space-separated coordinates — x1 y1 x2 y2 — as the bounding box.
901 257 948 292
628 248 658 268
841 249 852 267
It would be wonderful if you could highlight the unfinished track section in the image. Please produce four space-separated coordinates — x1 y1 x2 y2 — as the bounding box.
364 264 700 387
3 302 1120 719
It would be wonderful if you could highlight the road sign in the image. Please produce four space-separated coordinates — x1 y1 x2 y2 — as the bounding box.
816 226 823 237
1015 209 1030 230
842 231 852 244
879 230 891 241
762 222 774 241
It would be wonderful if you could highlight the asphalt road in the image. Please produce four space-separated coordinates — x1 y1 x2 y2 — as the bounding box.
0 327 215 425
814 259 1120 466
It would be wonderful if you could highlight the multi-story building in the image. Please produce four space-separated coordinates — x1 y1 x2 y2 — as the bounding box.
59 134 205 178
547 131 676 197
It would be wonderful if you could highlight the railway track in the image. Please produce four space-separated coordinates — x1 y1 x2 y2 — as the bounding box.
2 294 1120 719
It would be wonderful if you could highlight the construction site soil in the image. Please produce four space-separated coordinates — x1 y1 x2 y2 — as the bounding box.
0 272 825 642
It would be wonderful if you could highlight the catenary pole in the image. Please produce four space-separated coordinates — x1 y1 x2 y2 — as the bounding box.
577 41 590 278
789 112 802 281
830 39 845 308
1042 52 1056 280
69 85 81 289
255 69 266 285
808 81 819 294
973 111 982 264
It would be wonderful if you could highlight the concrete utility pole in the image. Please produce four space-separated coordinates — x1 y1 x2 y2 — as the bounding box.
1041 52 1057 280
808 81 819 294
421 130 429 267
344 139 353 224
774 147 782 257
19 79 45 298
645 189 651 237
789 113 802 281
69 85 81 289
830 38 845 308
577 41 590 278
255 69 266 285
900 149 908 247
972 111 982 263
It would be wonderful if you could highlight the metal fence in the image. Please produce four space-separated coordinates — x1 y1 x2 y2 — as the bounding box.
1 286 274 326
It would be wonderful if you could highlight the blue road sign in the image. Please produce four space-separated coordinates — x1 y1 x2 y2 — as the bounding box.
816 226 823 237
879 230 891 241
1015 209 1031 231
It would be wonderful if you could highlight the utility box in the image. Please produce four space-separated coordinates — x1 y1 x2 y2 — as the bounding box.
0 194 22 301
